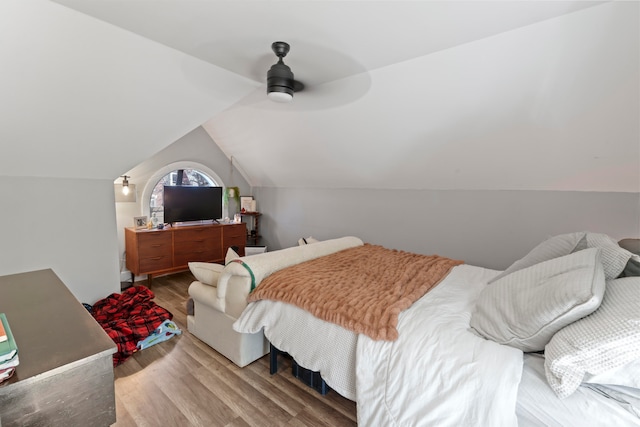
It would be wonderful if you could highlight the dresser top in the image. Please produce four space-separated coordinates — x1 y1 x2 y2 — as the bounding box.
0 269 116 384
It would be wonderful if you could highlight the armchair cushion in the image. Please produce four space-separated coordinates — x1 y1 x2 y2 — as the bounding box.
188 262 224 287
226 247 240 264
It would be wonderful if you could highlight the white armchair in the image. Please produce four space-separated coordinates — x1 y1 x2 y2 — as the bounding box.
187 237 364 367
186 260 269 368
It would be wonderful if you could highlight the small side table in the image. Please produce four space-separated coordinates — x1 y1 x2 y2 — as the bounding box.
241 211 262 245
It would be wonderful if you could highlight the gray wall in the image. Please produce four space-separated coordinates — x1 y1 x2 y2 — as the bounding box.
253 187 640 270
0 177 120 304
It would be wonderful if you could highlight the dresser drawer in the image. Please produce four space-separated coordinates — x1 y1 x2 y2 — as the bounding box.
137 232 172 258
139 254 173 272
225 234 245 248
134 232 172 273
224 224 246 239
174 249 219 266
173 240 221 265
174 227 221 243
223 224 247 256
173 227 222 265
173 235 218 254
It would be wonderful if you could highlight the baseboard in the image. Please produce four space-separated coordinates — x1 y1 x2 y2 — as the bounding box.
120 271 131 282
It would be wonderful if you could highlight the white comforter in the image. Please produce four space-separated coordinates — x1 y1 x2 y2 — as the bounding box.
234 298 359 399
356 264 523 426
234 264 523 426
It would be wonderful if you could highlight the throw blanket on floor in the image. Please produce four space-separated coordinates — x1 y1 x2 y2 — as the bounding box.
92 286 173 366
247 244 463 341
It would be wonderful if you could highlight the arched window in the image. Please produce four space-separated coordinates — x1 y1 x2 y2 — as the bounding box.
149 168 219 226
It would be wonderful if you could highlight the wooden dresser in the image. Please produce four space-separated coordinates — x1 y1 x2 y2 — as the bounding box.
0 269 117 426
125 223 246 285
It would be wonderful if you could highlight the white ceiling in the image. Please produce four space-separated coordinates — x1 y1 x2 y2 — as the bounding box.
49 0 602 88
2 1 638 191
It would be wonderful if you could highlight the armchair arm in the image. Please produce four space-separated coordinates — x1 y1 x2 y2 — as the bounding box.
215 262 253 318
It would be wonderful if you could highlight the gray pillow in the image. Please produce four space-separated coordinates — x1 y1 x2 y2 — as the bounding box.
470 248 605 352
489 232 586 284
545 277 640 398
582 233 634 279
619 257 640 278
618 238 640 255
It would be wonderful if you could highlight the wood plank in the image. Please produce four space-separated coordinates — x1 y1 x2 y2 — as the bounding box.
113 271 357 426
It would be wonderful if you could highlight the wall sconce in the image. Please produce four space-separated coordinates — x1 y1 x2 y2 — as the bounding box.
115 176 136 203
121 176 130 195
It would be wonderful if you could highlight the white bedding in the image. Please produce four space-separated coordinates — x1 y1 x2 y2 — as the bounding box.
517 353 640 426
233 263 640 426
234 298 358 399
235 264 523 424
356 264 523 426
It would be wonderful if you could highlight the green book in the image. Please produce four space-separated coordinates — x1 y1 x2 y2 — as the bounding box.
0 313 18 363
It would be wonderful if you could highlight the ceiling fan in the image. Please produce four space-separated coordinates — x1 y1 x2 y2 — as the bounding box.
266 41 304 103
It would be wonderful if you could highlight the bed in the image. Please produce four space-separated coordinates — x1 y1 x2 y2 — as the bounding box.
232 232 640 426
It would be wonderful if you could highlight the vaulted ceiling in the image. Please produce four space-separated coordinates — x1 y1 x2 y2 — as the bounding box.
2 1 638 192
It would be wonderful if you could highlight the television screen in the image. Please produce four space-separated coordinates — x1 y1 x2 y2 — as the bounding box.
163 186 223 224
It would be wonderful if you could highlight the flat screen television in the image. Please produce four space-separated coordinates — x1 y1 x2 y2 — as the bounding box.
163 186 223 224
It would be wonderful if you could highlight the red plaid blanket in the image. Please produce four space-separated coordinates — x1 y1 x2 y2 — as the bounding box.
92 286 173 366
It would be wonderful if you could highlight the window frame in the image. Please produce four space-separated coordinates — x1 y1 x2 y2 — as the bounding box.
140 161 225 221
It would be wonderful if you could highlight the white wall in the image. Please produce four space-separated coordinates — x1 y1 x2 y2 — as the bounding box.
254 187 640 270
0 177 120 304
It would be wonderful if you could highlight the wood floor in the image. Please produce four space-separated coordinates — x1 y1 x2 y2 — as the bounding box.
113 272 357 427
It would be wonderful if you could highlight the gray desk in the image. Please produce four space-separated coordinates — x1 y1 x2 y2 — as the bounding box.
0 269 116 426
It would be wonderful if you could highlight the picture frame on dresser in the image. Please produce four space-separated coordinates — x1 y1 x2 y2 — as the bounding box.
133 216 147 229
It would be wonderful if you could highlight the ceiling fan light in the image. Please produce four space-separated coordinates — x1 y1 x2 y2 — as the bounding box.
268 90 293 103
267 59 295 102
267 42 302 103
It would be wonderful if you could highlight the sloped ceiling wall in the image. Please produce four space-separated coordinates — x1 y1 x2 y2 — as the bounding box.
0 0 259 180
9 0 635 194
205 1 638 191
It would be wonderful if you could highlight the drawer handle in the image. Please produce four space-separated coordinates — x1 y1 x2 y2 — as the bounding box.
194 239 205 243
150 256 164 261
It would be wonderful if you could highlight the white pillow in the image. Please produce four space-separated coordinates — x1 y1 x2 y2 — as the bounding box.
470 248 605 352
545 276 640 398
490 232 633 283
489 232 586 284
225 247 240 264
188 262 224 287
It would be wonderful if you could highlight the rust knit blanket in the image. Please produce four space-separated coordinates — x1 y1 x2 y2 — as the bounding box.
247 244 463 341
